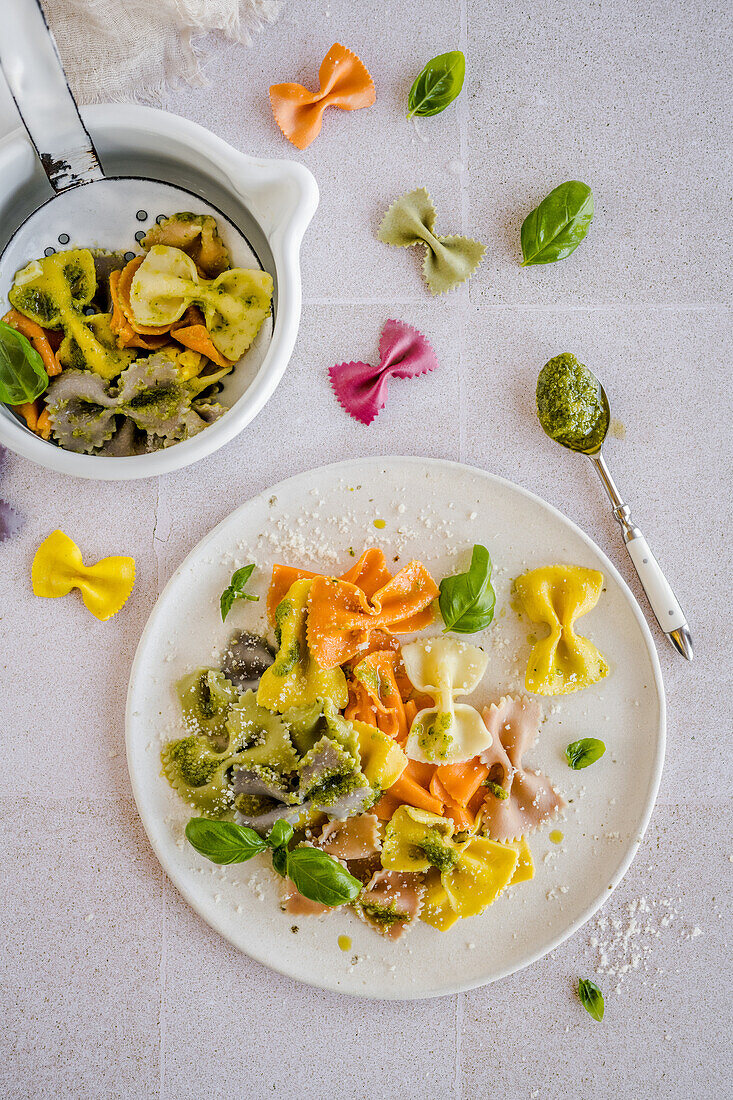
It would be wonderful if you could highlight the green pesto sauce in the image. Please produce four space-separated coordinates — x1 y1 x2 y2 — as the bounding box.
536 352 608 453
308 769 360 808
271 640 300 678
417 711 453 761
484 779 509 801
165 736 219 788
360 900 408 928
419 829 458 872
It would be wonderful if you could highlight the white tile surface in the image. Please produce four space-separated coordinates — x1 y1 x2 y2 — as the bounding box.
1 0 731 1096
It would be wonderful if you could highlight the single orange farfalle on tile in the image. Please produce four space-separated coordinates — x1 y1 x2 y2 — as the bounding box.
269 42 376 150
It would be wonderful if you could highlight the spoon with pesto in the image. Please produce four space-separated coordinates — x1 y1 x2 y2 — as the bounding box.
536 353 693 661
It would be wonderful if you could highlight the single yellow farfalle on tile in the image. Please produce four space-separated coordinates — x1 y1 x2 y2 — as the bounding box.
32 530 135 621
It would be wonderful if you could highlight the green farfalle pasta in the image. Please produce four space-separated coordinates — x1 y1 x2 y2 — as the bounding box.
377 188 485 295
128 245 273 361
161 734 238 816
178 669 240 745
225 690 300 772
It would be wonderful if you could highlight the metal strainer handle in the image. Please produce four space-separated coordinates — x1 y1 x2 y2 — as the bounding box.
0 0 104 192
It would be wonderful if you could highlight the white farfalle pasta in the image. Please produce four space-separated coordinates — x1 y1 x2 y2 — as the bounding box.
129 244 273 361
402 636 492 764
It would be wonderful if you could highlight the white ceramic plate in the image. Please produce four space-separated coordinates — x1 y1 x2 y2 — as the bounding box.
126 457 665 999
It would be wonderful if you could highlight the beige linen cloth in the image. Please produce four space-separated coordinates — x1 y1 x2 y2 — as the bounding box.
41 0 282 103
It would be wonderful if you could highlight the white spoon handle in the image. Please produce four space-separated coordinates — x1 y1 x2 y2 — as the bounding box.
589 452 693 660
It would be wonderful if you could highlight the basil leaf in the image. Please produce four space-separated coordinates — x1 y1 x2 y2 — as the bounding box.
286 847 362 907
565 737 606 770
267 819 294 850
439 544 496 634
407 51 465 118
0 320 49 405
185 818 268 864
578 978 605 1021
271 845 289 878
520 181 594 267
220 563 259 622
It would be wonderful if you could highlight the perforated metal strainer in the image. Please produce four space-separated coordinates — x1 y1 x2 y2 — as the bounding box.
0 0 318 478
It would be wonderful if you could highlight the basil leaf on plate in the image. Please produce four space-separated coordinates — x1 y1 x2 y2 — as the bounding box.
0 320 49 405
520 181 594 267
185 818 268 864
267 819 294 851
220 563 259 622
565 737 606 770
286 846 362 907
439 544 496 633
578 978 605 1021
271 845 289 878
407 51 465 118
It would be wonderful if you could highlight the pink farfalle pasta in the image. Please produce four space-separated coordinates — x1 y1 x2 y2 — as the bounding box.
357 869 425 939
479 695 565 842
329 319 439 425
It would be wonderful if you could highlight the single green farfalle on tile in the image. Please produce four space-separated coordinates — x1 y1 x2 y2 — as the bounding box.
377 188 485 295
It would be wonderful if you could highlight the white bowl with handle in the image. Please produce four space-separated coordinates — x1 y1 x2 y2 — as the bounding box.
0 102 318 479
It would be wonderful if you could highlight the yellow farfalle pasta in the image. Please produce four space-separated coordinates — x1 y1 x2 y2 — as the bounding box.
514 564 609 695
256 579 348 713
352 719 408 791
381 806 519 930
129 245 273 361
402 636 491 764
31 529 135 621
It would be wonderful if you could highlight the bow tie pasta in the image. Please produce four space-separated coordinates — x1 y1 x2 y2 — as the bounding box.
402 636 492 764
514 564 609 695
129 245 273 362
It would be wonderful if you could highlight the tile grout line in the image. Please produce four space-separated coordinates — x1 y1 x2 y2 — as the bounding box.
302 297 730 311
158 877 168 1100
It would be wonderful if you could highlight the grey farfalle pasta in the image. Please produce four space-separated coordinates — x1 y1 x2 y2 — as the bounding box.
45 352 226 453
43 368 119 452
377 188 485 295
221 631 276 691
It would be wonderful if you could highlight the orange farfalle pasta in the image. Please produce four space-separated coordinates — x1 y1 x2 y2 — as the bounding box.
307 560 438 669
109 270 170 350
170 314 235 369
435 759 489 808
269 42 376 151
346 646 411 744
266 548 393 624
374 759 444 820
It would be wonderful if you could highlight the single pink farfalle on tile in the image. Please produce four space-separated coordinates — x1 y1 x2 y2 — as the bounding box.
329 319 438 425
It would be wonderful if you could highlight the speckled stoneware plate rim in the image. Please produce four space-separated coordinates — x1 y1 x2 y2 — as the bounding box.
126 457 666 999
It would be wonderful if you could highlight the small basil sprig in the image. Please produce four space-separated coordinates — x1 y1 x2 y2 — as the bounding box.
520 181 594 267
439 544 496 633
565 737 606 770
407 51 465 118
0 320 49 405
578 978 605 1021
220 564 259 622
185 817 362 907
